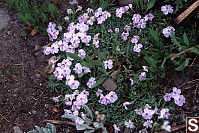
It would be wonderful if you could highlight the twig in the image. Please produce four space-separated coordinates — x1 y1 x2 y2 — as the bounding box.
35 88 47 105
159 124 186 133
14 123 24 127
189 55 197 68
13 64 24 66
174 0 199 24
43 120 76 126
179 78 199 88
175 107 193 114
0 114 10 123
183 84 197 90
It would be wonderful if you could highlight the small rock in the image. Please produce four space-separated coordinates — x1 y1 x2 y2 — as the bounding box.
102 78 117 91
0 9 11 32
13 126 23 133
32 110 37 115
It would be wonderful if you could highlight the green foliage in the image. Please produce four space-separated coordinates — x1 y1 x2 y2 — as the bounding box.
4 0 60 36
89 0 115 10
28 123 56 133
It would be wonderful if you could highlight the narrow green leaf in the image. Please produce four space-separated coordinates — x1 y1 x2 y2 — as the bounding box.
83 105 93 120
190 47 199 55
18 14 26 22
175 58 189 71
35 126 44 133
81 62 90 68
21 30 28 37
62 114 78 121
183 33 189 47
89 60 103 66
146 0 157 11
171 30 180 47
144 56 157 68
48 3 58 13
66 52 84 62
149 28 159 42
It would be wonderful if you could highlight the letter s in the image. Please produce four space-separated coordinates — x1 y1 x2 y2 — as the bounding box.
188 119 198 132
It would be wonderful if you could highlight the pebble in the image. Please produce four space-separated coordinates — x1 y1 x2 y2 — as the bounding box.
0 8 11 32
13 126 23 133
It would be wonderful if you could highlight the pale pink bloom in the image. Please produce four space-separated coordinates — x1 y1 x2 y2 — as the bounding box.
53 96 59 103
142 108 155 120
68 80 80 90
171 87 181 98
78 49 86 59
137 19 146 29
113 124 120 133
144 104 151 109
104 60 113 69
96 89 103 97
66 45 75 53
125 120 134 128
86 8 93 13
124 25 131 31
64 16 69 21
135 109 142 115
115 28 120 34
97 16 105 24
163 121 171 132
87 19 94 25
62 59 72 67
64 109 72 114
163 26 175 38
50 29 59 40
131 36 139 44
92 39 99 48
143 66 149 72
143 120 153 128
43 47 51 55
144 13 154 21
133 43 143 53
78 16 87 23
65 75 75 85
67 9 73 14
58 40 68 51
65 100 72 106
116 8 124 18
123 6 129 12
76 94 88 105
73 63 83 74
82 67 91 74
74 117 84 125
80 90 89 96
161 5 173 15
174 95 185 106
100 95 110 105
47 22 56 33
132 14 141 22
139 72 146 81
108 91 118 103
50 42 59 54
123 102 132 110
87 77 96 88
76 5 82 12
72 111 79 116
158 108 170 119
164 93 171 101
73 90 79 95
53 67 63 77
94 7 103 17
81 35 91 44
102 11 111 19
121 32 129 41
108 29 113 33
62 67 71 77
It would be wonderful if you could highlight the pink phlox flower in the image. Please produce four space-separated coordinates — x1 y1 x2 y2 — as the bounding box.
64 109 72 114
161 5 174 15
124 25 131 32
163 121 171 132
43 46 51 55
96 89 103 97
144 13 154 21
121 32 129 41
104 60 113 69
135 109 143 115
116 7 124 18
137 19 146 29
131 36 139 44
97 16 105 24
87 77 96 88
130 78 136 85
80 90 89 96
142 108 155 120
62 59 72 67
113 124 120 133
53 96 60 103
62 66 71 77
72 111 79 116
68 80 80 89
65 75 75 85
143 120 153 128
102 10 111 19
163 26 175 38
108 29 113 33
132 14 141 22
82 67 91 74
94 7 103 17
174 95 185 106
171 87 181 98
144 104 151 109
50 29 59 41
124 120 134 128
76 94 88 105
92 39 99 48
164 93 172 101
58 40 68 51
57 74 63 80
66 45 75 53
134 43 143 53
108 91 118 103
86 8 93 13
73 63 83 74
78 49 86 59
158 108 170 119
74 117 84 125
53 67 63 77
47 22 56 33
72 101 81 111
139 72 146 81
115 28 120 34
123 6 129 12
87 19 94 25
65 100 72 106
81 35 91 44
143 66 149 72
50 42 59 54
71 38 80 48
78 16 87 23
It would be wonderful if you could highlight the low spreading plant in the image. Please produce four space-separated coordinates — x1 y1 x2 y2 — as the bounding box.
42 1 198 133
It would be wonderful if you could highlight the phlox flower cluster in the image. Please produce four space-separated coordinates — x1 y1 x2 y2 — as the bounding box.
97 90 118 105
47 22 59 41
164 87 185 106
135 104 170 129
63 90 89 115
116 6 130 18
104 59 113 69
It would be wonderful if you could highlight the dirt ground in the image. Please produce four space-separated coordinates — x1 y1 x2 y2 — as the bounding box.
0 0 198 133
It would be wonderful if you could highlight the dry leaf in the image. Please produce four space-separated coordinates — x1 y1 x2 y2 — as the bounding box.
53 106 59 113
26 22 32 26
31 29 37 36
40 56 56 74
102 78 117 91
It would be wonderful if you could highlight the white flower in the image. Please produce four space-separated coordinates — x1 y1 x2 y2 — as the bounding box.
124 120 134 128
113 124 120 133
143 66 148 72
104 60 113 69
163 121 171 132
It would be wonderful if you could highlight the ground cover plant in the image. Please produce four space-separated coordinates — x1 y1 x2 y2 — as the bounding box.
39 0 199 132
